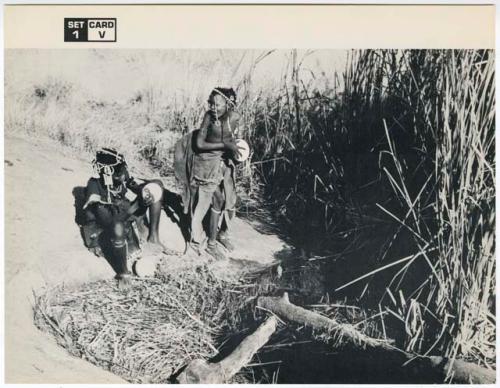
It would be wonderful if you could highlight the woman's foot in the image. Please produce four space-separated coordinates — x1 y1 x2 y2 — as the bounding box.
205 241 226 260
147 233 161 245
115 273 132 290
128 248 142 261
217 232 235 252
90 246 104 257
188 240 204 256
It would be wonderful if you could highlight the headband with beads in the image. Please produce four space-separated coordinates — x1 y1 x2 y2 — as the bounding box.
92 148 126 177
212 88 236 107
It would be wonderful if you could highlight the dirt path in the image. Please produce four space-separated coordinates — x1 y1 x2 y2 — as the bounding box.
5 136 286 383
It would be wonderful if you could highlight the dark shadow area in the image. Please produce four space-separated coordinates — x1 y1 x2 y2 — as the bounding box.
253 331 445 384
236 197 293 242
162 188 190 243
212 323 445 384
168 365 187 384
72 186 87 226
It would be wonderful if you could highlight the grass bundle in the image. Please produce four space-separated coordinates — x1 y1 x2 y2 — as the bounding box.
33 263 252 383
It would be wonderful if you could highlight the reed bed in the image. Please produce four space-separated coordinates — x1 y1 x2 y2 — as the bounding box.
346 51 495 373
246 49 495 375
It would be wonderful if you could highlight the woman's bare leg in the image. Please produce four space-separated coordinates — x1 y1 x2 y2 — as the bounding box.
147 199 162 244
190 188 213 246
205 188 226 260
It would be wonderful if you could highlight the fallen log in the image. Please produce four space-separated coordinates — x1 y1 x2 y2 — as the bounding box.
257 293 495 384
428 356 496 384
177 316 277 384
258 292 393 350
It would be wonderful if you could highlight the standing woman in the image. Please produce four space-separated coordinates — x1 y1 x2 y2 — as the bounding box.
175 87 243 260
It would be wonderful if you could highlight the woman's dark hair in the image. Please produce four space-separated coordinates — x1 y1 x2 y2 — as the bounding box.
93 147 128 179
208 87 237 107
95 147 124 167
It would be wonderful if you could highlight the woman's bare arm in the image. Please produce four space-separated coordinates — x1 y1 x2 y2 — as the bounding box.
195 112 227 151
195 112 243 158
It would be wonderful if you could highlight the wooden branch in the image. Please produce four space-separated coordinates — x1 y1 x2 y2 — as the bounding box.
429 356 495 384
257 293 496 384
258 293 393 350
177 316 277 384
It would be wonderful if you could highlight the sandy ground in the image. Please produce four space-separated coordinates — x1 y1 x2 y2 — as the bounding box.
4 135 286 383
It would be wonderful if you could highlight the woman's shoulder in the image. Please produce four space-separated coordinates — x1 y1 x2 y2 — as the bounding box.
228 110 241 124
200 111 215 126
229 110 240 119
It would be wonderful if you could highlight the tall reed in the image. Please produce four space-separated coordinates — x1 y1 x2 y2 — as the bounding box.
246 50 495 373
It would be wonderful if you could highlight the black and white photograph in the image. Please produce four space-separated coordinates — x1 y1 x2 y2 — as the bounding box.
3 5 496 385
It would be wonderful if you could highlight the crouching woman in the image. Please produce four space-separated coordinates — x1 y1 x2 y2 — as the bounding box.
82 148 164 288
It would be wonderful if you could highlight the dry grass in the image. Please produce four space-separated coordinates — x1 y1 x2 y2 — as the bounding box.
33 261 257 383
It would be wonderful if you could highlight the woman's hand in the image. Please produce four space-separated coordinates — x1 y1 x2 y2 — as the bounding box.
127 200 141 215
141 191 154 207
224 139 244 159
